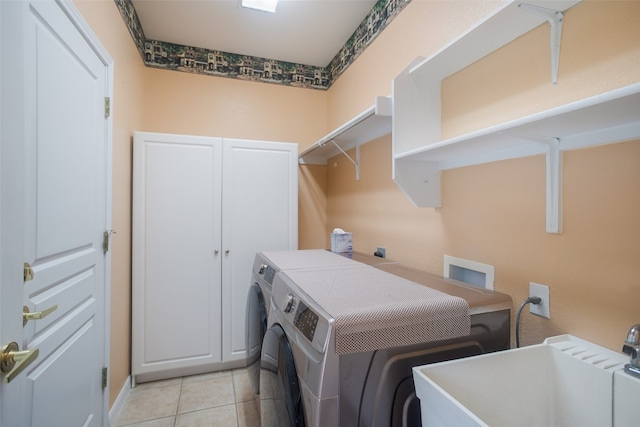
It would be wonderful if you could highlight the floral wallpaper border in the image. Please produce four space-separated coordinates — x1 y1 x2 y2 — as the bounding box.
115 0 411 90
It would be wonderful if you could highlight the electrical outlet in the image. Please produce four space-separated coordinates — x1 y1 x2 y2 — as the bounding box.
375 247 386 258
529 282 550 319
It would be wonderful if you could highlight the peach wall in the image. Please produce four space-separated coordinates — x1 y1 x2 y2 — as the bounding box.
141 67 327 146
326 0 505 130
325 0 640 351
73 0 147 407
326 134 449 272
298 164 328 250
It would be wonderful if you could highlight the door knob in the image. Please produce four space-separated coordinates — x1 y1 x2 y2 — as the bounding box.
1 342 39 383
23 305 58 327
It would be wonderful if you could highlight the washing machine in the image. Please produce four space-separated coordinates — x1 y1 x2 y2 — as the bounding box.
260 264 512 427
245 249 392 395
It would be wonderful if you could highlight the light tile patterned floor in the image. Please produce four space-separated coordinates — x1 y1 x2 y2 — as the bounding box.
116 368 260 427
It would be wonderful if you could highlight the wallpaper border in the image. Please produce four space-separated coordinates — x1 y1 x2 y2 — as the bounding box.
114 0 411 90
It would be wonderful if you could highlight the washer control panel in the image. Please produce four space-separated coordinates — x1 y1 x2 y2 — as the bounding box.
293 300 319 342
273 275 330 353
284 293 295 313
254 257 277 286
258 263 268 275
262 265 276 285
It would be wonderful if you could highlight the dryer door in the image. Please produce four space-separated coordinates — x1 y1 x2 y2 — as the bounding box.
246 282 267 394
260 325 305 427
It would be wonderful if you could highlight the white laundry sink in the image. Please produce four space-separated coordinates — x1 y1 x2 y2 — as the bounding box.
413 335 639 427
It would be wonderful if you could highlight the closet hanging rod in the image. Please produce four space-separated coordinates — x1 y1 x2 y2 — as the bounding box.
298 96 392 167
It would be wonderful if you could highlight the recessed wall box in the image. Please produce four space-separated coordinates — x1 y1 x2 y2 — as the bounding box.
444 255 495 290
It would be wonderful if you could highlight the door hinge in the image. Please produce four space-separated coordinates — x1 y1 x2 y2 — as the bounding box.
104 97 111 118
103 230 116 253
23 262 35 282
102 367 108 389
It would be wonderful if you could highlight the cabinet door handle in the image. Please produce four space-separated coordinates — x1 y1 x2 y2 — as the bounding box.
214 249 219 255
225 249 230 254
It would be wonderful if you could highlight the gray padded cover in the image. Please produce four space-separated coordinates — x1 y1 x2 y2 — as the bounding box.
282 266 470 354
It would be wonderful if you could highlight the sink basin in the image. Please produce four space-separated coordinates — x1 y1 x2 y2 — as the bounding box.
413 335 637 427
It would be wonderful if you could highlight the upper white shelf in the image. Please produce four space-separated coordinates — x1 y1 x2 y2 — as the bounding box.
396 83 640 169
299 96 392 165
407 0 579 84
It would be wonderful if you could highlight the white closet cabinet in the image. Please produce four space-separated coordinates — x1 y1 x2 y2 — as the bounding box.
132 132 297 383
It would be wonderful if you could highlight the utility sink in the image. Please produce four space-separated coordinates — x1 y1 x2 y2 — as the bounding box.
413 335 640 426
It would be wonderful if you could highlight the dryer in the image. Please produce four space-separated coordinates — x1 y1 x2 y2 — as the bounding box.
245 250 390 395
260 264 511 427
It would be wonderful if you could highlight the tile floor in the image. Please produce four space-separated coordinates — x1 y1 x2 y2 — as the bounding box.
115 368 260 427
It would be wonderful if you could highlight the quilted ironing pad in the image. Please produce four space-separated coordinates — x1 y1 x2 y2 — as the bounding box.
261 249 359 270
282 266 470 355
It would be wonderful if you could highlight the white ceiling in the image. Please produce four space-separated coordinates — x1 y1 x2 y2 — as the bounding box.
131 0 379 67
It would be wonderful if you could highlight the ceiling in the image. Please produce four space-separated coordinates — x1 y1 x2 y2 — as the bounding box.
131 0 379 68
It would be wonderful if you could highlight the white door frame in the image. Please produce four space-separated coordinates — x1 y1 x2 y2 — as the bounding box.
58 1 115 422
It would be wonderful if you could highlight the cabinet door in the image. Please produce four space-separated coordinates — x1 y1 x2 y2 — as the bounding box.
221 139 298 362
132 132 223 381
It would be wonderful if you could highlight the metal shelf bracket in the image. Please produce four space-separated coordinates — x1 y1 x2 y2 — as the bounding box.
327 139 360 180
519 3 564 85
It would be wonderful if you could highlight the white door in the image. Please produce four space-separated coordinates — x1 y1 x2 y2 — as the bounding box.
0 1 112 426
221 139 298 362
132 133 223 382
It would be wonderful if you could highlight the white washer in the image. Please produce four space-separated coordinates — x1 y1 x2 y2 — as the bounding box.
260 264 512 427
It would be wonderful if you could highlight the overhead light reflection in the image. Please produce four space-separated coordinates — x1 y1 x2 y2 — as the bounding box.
241 0 278 13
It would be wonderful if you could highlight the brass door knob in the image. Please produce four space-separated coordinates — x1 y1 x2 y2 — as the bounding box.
1 342 39 383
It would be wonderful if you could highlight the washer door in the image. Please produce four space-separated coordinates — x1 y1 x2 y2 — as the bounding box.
246 282 267 395
260 324 306 427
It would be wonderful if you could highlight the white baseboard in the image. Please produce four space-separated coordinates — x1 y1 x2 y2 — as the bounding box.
108 375 131 426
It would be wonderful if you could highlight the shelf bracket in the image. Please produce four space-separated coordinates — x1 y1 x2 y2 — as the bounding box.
544 138 562 234
519 3 564 85
514 134 562 234
328 139 360 180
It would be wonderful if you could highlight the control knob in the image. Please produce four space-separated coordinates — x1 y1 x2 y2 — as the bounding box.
284 293 295 313
258 263 267 275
